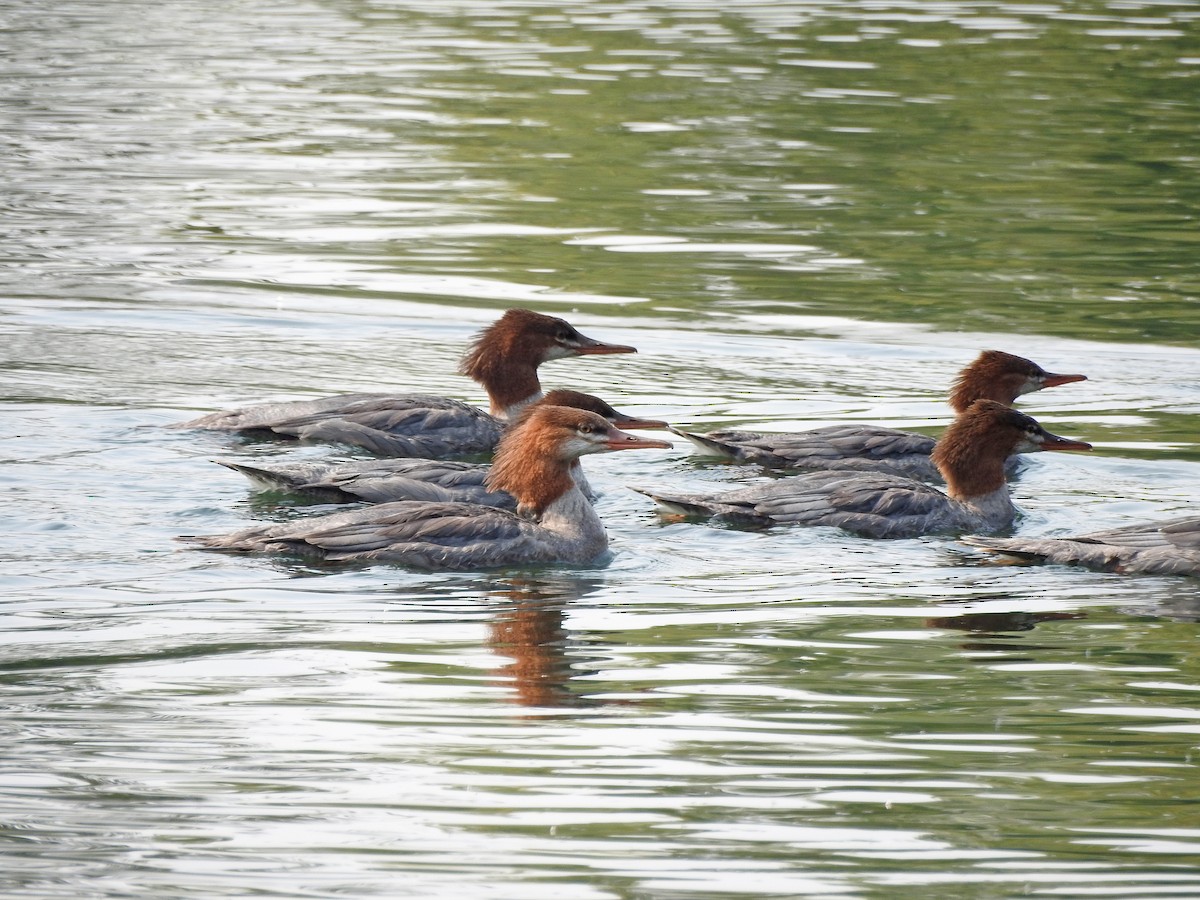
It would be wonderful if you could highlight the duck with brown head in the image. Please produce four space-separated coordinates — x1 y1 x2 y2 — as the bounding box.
185 405 673 570
946 350 1087 413
634 400 1091 539
174 309 637 459
460 310 637 419
671 350 1087 481
210 389 670 507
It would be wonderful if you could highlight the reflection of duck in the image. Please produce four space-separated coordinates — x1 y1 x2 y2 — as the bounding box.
672 351 1087 480
186 405 673 569
925 610 1083 633
967 517 1200 577
487 577 600 711
174 309 637 458
492 596 571 708
213 389 670 507
635 401 1091 538
924 610 1084 651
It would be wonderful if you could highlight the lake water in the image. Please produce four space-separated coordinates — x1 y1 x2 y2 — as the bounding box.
3 1 1200 897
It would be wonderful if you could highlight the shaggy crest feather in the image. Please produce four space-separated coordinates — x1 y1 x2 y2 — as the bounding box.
932 399 1038 499
949 350 1050 412
458 309 570 415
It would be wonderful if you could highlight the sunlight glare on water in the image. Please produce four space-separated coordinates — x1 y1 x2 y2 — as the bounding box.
2 0 1200 898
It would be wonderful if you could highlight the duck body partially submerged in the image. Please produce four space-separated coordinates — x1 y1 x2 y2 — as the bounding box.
175 309 636 458
186 405 673 570
212 389 669 507
636 400 1092 539
966 517 1200 577
677 424 939 480
219 456 510 507
673 351 1086 480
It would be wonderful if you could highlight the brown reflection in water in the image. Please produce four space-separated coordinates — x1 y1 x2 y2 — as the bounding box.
925 609 1085 653
487 577 616 714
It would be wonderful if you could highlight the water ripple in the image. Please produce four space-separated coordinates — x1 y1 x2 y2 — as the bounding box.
3 0 1200 897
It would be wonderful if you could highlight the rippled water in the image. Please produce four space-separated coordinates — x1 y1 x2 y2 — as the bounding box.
4 1 1200 897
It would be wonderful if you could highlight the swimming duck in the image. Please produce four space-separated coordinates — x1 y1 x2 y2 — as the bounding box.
185 405 673 569
672 351 1087 480
175 308 636 458
966 517 1200 577
634 400 1091 538
213 389 669 507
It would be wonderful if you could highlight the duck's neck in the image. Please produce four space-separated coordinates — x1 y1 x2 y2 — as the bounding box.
568 460 596 501
489 446 606 552
941 452 1008 500
535 483 607 554
937 439 1018 527
955 484 1016 527
464 348 543 417
935 408 1015 499
495 387 544 421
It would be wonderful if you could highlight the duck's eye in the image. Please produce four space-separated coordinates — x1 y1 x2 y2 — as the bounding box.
556 327 578 343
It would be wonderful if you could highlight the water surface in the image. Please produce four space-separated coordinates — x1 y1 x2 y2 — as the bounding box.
3 1 1200 897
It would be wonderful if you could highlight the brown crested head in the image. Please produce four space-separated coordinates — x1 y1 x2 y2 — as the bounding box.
506 389 617 429
487 405 671 516
949 350 1087 413
535 389 671 430
932 399 1091 500
539 389 619 420
459 310 637 416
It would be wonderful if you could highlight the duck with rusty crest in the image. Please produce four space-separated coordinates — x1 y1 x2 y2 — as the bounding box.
185 405 673 569
634 400 1091 539
175 309 637 459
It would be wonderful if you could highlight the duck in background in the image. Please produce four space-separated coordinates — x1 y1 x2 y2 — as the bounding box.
634 400 1091 538
212 389 670 508
174 309 637 458
185 405 673 569
671 351 1087 480
966 517 1200 577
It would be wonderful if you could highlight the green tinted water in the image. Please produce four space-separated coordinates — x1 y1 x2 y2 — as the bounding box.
281 1 1200 344
3 1 1200 898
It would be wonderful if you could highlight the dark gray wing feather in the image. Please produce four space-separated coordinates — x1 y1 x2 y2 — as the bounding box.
215 457 512 507
178 395 504 458
176 393 395 431
185 501 565 569
636 470 968 538
967 516 1200 576
676 425 941 480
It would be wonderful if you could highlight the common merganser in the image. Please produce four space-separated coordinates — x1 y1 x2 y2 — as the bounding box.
185 405 673 569
213 389 670 507
673 351 1087 480
634 400 1091 538
174 309 636 458
965 517 1200 577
